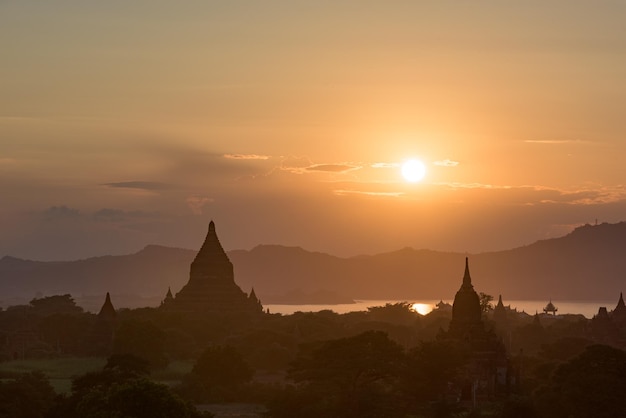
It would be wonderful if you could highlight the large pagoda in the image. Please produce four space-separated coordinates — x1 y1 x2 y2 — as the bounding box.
166 221 262 314
442 258 509 402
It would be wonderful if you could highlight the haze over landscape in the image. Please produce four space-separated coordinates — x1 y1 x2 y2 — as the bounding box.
5 4 626 417
3 1 626 263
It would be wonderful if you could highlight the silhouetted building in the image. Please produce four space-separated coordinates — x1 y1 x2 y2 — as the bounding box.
448 258 482 338
88 292 117 355
164 221 263 314
160 287 174 308
592 306 619 343
441 258 509 404
98 292 116 321
611 292 626 326
435 299 452 312
543 300 558 315
493 295 507 326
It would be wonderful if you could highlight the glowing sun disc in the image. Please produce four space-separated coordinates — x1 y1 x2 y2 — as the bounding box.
402 159 426 183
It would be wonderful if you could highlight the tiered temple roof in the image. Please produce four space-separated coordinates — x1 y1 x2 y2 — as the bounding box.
166 221 262 314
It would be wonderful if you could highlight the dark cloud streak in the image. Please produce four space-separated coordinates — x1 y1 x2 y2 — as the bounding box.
102 181 172 191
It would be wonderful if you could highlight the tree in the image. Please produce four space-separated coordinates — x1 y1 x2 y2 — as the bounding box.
75 378 209 418
51 355 210 418
367 302 421 326
0 371 56 418
29 294 83 315
479 292 494 314
181 345 253 402
534 344 626 418
113 320 168 369
402 339 469 405
280 331 405 418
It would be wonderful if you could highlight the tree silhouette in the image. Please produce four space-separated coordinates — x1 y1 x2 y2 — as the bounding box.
282 330 405 418
113 320 168 369
0 371 55 418
534 344 626 418
180 345 253 402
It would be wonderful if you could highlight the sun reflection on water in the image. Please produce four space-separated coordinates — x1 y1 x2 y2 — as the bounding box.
411 303 432 315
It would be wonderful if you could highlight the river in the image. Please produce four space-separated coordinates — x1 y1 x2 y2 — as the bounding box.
265 299 619 319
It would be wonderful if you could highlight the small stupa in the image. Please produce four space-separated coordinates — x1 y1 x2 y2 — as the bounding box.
543 300 558 315
493 294 507 324
98 292 116 321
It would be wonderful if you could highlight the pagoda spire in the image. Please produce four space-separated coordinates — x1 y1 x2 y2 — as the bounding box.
613 291 626 317
98 292 116 320
462 257 473 288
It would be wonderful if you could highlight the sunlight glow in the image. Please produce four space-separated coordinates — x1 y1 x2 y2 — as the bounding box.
411 303 432 315
401 159 426 183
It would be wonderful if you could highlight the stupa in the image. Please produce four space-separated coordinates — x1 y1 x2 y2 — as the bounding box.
166 221 263 314
448 257 482 337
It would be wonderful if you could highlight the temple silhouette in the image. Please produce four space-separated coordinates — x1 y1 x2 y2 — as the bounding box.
442 257 510 403
161 221 263 314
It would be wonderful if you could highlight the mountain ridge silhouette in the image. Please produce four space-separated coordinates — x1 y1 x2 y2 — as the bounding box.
1 222 625 307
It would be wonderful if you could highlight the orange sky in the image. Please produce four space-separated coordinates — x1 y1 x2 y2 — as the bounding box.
1 2 626 260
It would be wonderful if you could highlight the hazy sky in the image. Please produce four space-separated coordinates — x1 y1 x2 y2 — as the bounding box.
2 1 626 260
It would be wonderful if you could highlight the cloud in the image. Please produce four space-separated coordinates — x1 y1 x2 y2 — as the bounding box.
524 140 591 145
92 208 158 222
433 159 459 167
333 189 405 198
276 156 314 175
306 164 360 173
102 181 171 191
186 196 214 215
223 153 270 160
42 205 81 221
371 162 399 168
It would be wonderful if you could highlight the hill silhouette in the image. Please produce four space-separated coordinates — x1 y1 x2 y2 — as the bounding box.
1 222 625 310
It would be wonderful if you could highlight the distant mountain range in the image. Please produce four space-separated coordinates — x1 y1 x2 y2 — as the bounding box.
1 222 626 311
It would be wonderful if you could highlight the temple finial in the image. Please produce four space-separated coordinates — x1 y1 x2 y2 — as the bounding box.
209 220 215 232
463 257 472 286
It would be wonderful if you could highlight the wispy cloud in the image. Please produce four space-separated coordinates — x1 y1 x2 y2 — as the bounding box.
333 189 405 198
371 162 399 169
223 153 270 160
186 196 214 215
438 182 512 190
524 139 591 145
92 208 158 222
102 181 171 191
433 159 459 167
42 205 81 221
306 164 360 173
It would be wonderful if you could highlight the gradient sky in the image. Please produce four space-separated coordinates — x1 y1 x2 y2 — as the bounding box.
2 1 626 260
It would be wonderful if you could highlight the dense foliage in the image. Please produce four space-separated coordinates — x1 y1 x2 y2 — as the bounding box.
1 298 626 417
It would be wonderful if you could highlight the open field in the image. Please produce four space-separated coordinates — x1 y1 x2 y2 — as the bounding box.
0 357 194 393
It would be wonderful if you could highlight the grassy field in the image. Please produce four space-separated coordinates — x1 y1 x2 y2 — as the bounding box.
0 357 106 393
0 357 194 393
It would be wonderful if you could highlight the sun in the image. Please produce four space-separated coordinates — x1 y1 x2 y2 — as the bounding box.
401 159 426 183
